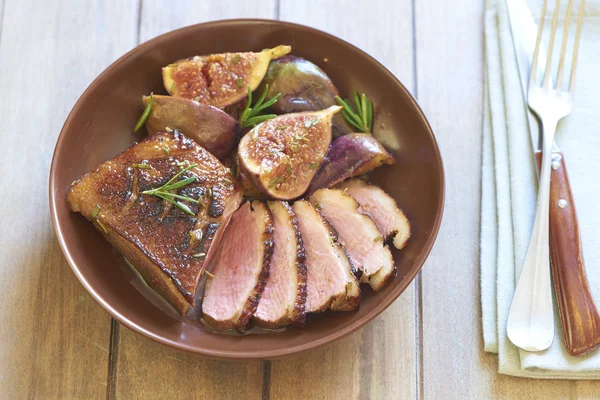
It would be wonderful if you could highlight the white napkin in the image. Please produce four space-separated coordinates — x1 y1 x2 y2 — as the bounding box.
482 0 600 378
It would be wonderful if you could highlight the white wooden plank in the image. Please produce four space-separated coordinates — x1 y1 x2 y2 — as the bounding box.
139 0 277 43
0 0 139 398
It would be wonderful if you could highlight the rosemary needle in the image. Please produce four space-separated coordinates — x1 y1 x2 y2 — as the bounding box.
135 93 153 132
141 163 199 216
335 92 373 133
239 85 281 128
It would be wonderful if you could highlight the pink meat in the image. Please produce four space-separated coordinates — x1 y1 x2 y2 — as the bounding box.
255 201 307 328
336 179 411 250
201 201 273 332
293 200 359 313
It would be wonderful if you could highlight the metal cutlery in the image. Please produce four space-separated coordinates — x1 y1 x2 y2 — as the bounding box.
506 0 599 355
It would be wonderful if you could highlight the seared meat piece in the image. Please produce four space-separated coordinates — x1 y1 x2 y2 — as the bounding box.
254 201 307 328
66 131 242 316
293 200 360 312
310 189 395 291
336 179 411 250
202 201 274 332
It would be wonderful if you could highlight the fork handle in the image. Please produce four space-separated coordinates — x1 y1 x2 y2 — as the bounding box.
535 151 600 356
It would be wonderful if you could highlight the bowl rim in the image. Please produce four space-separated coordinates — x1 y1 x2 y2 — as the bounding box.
49 18 445 360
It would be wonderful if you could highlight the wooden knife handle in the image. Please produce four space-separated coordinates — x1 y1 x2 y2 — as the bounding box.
535 151 600 356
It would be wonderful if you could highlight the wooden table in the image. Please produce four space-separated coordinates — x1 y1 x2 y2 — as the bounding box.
1 0 598 398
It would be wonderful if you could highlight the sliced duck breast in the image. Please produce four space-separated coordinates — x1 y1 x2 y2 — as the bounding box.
255 201 307 328
336 179 411 250
293 200 360 312
202 201 273 332
310 189 395 291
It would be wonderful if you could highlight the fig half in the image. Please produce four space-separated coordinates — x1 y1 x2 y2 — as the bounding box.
258 55 353 137
306 133 395 195
162 45 291 108
238 105 342 200
142 95 239 161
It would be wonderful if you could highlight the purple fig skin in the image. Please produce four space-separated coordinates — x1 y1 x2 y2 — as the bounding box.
143 95 239 161
259 56 353 138
306 133 395 196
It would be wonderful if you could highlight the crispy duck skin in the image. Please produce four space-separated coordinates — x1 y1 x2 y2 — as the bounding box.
336 179 411 250
310 188 396 291
293 200 360 313
255 201 308 328
201 201 274 332
66 131 243 315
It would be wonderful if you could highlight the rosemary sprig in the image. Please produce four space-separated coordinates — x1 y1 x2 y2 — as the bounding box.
335 92 373 133
135 93 153 132
238 85 281 128
141 163 199 216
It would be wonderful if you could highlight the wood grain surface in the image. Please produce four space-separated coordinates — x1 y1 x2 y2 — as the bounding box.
0 0 137 398
535 151 600 357
0 0 599 398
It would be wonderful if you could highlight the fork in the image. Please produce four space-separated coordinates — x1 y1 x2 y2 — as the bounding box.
507 0 585 352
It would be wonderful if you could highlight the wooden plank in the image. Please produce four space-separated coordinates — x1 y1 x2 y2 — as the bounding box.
111 2 275 399
138 0 278 43
0 0 139 398
415 0 579 397
575 381 600 399
269 1 417 399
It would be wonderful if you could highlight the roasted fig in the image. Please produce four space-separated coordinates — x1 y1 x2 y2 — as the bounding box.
162 45 291 108
237 169 267 200
258 55 353 137
141 95 238 161
238 105 342 200
306 133 394 195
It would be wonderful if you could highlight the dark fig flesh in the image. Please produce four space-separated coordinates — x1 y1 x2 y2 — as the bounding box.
306 133 394 195
142 95 239 161
258 56 353 137
238 105 342 200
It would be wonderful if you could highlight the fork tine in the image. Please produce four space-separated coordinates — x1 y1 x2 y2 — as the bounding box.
569 0 585 92
542 0 563 88
555 0 575 90
530 0 549 89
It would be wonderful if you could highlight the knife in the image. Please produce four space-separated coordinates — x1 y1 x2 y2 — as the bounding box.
506 0 600 356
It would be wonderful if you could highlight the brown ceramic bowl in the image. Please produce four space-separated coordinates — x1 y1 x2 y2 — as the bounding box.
49 19 444 359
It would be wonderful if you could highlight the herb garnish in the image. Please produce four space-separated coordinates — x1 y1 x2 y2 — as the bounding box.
96 220 108 234
238 84 281 128
192 252 206 259
204 270 215 278
132 163 151 169
373 234 383 243
304 118 320 128
268 176 285 188
335 92 373 133
161 147 170 155
134 93 153 132
235 78 244 88
231 54 241 64
308 162 320 169
141 163 200 216
91 205 101 218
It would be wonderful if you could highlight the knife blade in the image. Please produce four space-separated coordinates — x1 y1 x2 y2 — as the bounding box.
506 0 600 356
